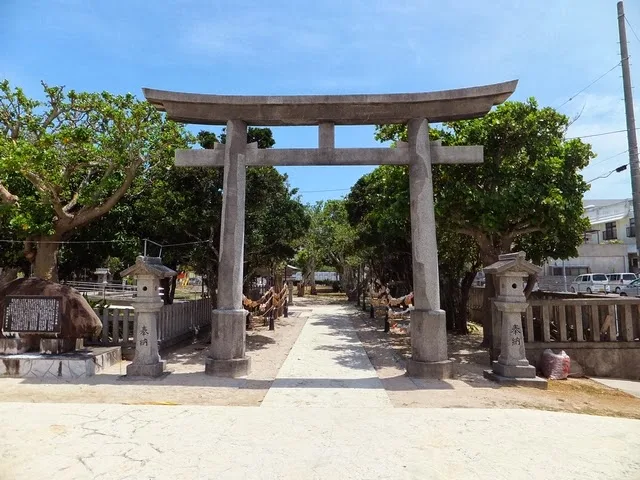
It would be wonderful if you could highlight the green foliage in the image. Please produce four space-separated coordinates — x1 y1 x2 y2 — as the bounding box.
375 98 594 266
131 127 308 288
345 166 412 286
0 80 191 277
295 200 360 290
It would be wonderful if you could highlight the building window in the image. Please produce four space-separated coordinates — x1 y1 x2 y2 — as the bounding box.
628 218 636 238
550 266 589 276
603 222 617 241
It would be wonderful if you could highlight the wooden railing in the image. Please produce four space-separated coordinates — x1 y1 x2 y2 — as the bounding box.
521 297 640 343
89 298 212 350
243 285 289 330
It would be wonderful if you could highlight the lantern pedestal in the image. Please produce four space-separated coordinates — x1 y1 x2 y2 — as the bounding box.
482 252 548 389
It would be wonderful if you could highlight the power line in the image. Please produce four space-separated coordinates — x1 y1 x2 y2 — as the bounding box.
556 61 622 109
0 239 136 244
565 128 637 140
0 238 211 247
298 188 351 193
584 149 629 169
585 164 628 184
626 16 640 44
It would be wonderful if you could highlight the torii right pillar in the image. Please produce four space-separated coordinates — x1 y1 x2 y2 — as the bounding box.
405 118 453 379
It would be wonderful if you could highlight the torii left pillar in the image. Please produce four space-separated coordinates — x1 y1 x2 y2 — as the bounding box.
405 118 453 379
206 119 251 377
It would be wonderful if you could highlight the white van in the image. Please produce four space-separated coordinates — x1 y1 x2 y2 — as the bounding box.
606 273 637 293
569 273 610 294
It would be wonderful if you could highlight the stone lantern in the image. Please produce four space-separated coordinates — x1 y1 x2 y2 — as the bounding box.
482 252 547 388
120 256 176 377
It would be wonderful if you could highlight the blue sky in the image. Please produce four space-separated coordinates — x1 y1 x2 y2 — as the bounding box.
3 0 640 204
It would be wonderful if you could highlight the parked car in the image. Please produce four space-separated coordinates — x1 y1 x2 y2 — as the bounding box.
606 273 638 293
618 278 640 296
569 273 611 294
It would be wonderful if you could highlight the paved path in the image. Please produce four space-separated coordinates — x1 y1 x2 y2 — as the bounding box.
1 303 640 479
262 304 392 407
592 377 640 398
1 403 639 479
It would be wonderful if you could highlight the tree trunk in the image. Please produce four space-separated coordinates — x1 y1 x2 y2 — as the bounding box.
309 259 317 295
441 279 457 331
27 235 62 281
457 270 477 335
0 268 18 288
160 275 178 305
479 246 502 348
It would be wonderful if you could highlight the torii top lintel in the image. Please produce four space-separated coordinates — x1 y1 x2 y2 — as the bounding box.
143 80 518 126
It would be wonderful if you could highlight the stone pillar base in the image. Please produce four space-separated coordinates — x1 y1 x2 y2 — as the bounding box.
127 360 166 377
0 338 29 355
406 359 453 379
492 361 536 379
40 338 75 354
483 370 548 389
205 357 251 377
409 309 448 363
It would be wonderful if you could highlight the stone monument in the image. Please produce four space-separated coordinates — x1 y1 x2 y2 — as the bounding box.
0 278 121 378
121 256 176 377
482 252 547 388
144 80 518 378
0 277 102 354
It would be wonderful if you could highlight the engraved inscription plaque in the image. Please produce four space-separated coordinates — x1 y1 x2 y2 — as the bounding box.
2 296 62 333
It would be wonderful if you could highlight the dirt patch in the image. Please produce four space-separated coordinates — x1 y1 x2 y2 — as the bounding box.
0 310 309 407
352 307 640 420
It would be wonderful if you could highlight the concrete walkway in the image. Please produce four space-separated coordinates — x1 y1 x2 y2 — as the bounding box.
1 403 639 479
1 303 640 479
262 304 392 407
592 377 640 398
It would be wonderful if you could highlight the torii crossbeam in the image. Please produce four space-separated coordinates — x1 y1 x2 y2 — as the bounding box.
144 80 518 378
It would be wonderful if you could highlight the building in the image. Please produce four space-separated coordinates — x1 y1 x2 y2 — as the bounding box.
544 199 637 277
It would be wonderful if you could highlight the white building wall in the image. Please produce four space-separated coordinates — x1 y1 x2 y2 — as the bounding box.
546 199 635 275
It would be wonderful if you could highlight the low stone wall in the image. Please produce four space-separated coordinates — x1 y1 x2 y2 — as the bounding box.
526 342 640 380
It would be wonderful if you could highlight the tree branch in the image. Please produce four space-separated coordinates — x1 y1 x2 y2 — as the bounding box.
513 226 543 236
63 171 93 213
0 182 18 205
67 154 145 231
456 227 482 239
22 171 70 221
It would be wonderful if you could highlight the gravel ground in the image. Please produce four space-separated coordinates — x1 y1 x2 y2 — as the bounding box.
353 307 640 419
0 309 309 406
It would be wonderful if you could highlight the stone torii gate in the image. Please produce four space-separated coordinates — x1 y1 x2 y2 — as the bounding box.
144 80 518 378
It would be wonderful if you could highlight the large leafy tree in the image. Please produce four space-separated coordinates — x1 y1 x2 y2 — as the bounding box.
134 127 308 303
0 80 190 281
375 98 594 342
345 165 478 332
295 200 360 295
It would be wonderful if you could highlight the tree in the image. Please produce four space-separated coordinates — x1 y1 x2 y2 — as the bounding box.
376 98 594 343
0 80 190 281
295 200 360 295
346 166 413 291
135 127 308 304
345 164 478 332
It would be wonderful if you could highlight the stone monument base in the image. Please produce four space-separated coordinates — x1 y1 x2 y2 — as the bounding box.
492 361 536 378
0 346 121 378
0 338 30 355
40 338 76 354
406 358 453 379
126 360 166 378
205 356 251 377
483 370 548 389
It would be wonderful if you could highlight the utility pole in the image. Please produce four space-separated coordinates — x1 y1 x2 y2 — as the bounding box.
618 1 640 272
